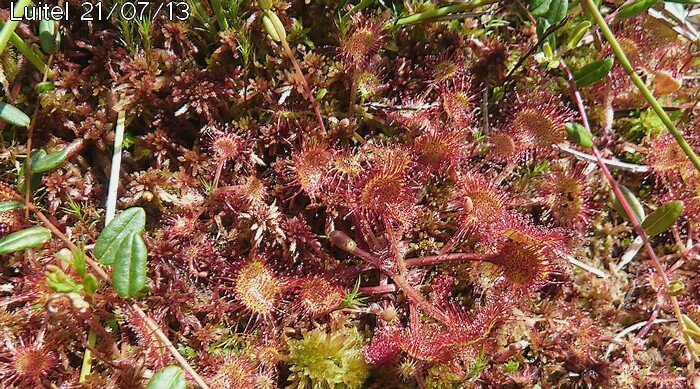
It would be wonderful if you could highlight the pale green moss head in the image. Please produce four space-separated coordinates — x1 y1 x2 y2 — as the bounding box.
286 326 370 389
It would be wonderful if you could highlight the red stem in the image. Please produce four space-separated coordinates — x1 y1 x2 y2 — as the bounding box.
405 253 495 268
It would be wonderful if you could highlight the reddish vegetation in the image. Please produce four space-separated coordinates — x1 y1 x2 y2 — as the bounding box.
1 1 700 387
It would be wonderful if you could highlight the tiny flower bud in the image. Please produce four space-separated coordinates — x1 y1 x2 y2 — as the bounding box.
668 281 684 296
463 196 473 213
262 15 281 42
329 230 357 253
379 306 398 322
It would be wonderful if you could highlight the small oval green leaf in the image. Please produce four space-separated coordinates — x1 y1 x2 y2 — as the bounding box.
611 185 646 223
565 122 593 148
668 281 684 296
17 149 48 193
575 58 614 88
615 0 657 21
642 201 683 236
32 148 68 174
0 201 24 213
0 227 52 255
262 15 281 42
0 102 30 127
35 81 55 94
95 207 146 265
567 21 591 49
112 232 147 298
146 366 186 389
39 19 60 54
529 0 553 16
536 17 556 50
545 0 568 24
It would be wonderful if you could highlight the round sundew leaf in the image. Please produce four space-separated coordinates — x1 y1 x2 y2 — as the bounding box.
94 207 146 265
642 200 683 236
146 366 186 389
0 227 52 255
574 58 614 87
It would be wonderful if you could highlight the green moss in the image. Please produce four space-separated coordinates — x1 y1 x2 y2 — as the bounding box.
286 326 370 389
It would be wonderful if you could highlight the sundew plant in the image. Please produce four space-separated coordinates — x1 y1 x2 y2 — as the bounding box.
1 0 700 387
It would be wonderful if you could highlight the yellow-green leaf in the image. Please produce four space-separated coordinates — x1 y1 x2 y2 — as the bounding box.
39 19 60 54
146 366 186 389
611 185 645 223
565 122 593 148
32 148 68 174
567 21 591 49
0 227 52 255
575 58 614 87
642 201 683 236
0 201 24 213
615 0 657 21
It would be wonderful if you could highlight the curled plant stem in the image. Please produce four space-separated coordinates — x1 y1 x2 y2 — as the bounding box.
582 0 700 173
23 202 212 388
395 0 500 26
559 59 695 364
267 10 327 135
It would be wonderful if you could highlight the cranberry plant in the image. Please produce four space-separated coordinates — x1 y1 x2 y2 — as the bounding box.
1 0 699 387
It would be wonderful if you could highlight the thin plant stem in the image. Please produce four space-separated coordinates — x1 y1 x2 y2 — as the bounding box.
339 230 451 325
105 110 126 223
395 0 500 26
559 59 695 364
79 330 97 382
23 56 54 221
23 202 212 388
267 10 327 134
82 109 126 382
582 0 700 173
405 252 495 268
